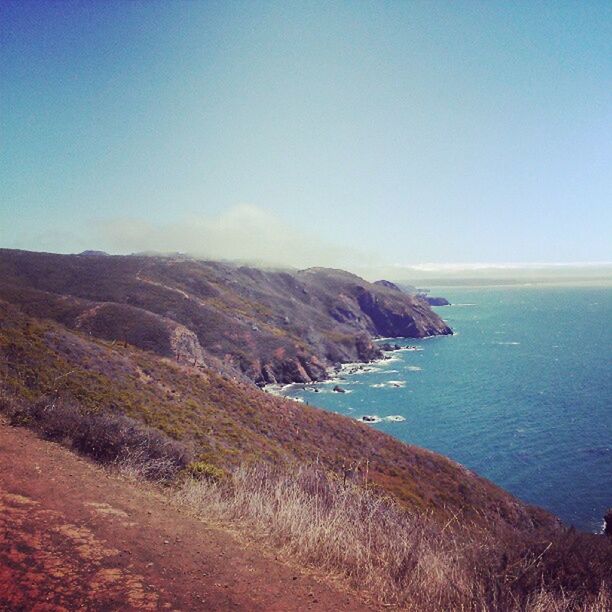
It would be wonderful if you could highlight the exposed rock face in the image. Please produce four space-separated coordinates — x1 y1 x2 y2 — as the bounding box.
171 325 206 366
0 249 452 385
356 289 448 337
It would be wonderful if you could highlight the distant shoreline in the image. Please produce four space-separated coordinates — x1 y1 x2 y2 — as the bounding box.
398 278 612 289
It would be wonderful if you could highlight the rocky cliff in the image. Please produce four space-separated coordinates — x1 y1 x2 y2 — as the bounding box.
0 249 451 384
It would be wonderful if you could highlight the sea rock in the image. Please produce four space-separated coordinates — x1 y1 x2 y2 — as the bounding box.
332 385 346 393
419 294 451 306
604 509 612 537
381 342 402 351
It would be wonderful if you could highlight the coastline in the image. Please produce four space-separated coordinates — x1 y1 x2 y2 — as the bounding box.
262 340 425 422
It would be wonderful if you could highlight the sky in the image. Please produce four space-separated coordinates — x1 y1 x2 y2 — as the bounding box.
1 1 611 272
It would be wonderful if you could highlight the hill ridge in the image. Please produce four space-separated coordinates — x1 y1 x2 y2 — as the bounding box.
0 249 451 384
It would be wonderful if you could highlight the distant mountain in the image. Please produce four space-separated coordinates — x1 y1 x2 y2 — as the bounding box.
0 249 451 385
374 280 451 306
373 279 403 292
393 281 418 294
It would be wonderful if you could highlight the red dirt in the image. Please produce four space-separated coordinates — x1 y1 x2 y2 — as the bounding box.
0 422 373 611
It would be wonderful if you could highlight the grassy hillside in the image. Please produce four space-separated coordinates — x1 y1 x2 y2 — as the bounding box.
2 301 610 610
0 250 609 609
0 298 552 531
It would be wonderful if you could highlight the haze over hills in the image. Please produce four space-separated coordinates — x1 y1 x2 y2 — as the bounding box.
355 263 612 288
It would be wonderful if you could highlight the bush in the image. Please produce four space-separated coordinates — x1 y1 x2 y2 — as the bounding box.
1 394 192 481
187 461 226 482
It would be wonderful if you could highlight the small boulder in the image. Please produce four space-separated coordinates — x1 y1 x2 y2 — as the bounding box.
604 509 612 537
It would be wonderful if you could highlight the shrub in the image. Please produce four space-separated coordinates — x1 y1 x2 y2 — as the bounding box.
0 394 192 481
187 461 226 482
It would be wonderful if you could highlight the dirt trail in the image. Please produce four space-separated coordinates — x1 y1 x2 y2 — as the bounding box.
0 422 373 611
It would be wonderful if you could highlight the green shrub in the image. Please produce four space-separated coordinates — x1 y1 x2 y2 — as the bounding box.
187 461 226 482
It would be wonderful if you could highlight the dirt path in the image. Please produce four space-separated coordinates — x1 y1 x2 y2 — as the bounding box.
0 422 373 611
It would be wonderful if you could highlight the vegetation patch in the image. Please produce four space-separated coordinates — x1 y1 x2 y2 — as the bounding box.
0 394 192 481
176 463 611 611
187 461 227 482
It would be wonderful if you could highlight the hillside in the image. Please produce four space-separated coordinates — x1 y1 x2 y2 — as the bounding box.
0 248 553 528
1 249 610 609
0 298 544 529
0 249 451 384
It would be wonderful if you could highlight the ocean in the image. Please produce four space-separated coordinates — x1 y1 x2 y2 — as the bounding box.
279 286 612 532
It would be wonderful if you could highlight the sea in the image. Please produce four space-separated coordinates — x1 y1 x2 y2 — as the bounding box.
278 285 612 532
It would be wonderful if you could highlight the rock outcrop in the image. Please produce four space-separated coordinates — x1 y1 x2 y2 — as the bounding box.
420 295 451 306
604 509 612 537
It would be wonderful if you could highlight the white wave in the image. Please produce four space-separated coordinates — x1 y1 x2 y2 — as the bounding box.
263 383 294 397
337 363 379 375
406 366 422 371
369 380 407 389
385 415 406 422
493 341 520 345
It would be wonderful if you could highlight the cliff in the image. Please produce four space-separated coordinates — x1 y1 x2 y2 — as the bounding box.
0 249 451 384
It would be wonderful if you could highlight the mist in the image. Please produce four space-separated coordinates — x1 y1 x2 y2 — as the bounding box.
93 204 378 271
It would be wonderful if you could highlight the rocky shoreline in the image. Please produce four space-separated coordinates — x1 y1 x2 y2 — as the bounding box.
262 339 424 405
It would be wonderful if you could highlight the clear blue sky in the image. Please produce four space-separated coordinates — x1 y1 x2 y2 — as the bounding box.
1 1 611 267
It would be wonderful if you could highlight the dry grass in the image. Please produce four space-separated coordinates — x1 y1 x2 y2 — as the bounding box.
1 390 608 610
174 464 610 612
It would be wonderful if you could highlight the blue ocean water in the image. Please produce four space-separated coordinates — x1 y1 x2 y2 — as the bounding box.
282 286 612 532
